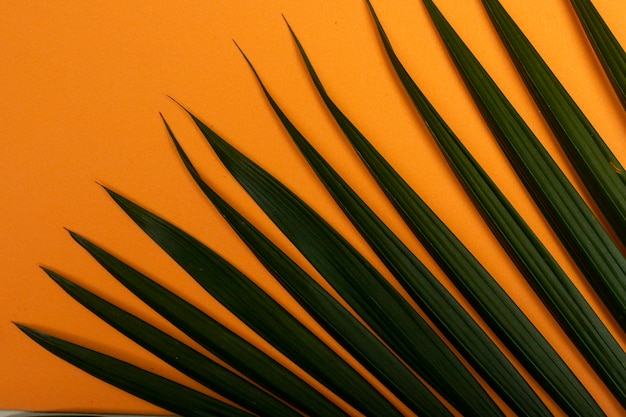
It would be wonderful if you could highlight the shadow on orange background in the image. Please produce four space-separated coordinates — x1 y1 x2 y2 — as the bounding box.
1 1 625 415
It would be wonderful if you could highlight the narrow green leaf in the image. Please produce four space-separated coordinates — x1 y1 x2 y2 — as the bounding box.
569 0 626 111
70 231 347 417
181 108 504 416
479 0 626 246
16 324 254 417
372 0 626 408
164 116 452 417
423 0 626 393
41 267 302 417
423 0 626 404
355 1 609 415
238 33 550 417
104 188 403 417
418 0 626 335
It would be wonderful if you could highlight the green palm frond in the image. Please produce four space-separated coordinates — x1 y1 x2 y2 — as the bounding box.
236 31 548 417
569 0 626 110
165 117 451 417
18 0 626 416
290 3 610 415
480 0 626 246
67 231 348 417
419 0 626 402
419 0 626 333
16 324 255 417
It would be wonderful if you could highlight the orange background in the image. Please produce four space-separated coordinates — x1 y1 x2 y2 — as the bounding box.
1 0 625 415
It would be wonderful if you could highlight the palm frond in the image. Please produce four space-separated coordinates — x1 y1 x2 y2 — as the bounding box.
18 0 626 416
399 0 626 406
569 0 626 111
479 0 626 248
290 2 610 415
419 0 626 333
237 30 550 416
38 268 303 417
69 231 347 417
105 187 402 417
16 325 254 417
165 117 452 417
183 106 502 416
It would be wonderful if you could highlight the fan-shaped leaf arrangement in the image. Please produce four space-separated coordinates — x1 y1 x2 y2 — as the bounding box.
17 0 626 415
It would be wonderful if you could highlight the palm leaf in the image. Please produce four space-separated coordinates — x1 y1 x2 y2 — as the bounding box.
15 325 254 417
414 0 626 406
164 117 452 417
104 187 402 417
69 231 347 417
479 0 626 247
419 0 626 334
235 34 550 417
39 267 303 417
299 2 606 415
18 0 626 415
183 107 502 416
569 0 626 110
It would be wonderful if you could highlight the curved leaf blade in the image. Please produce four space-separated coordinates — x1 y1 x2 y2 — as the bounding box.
239 34 550 417
104 188 403 417
41 267 302 417
358 1 609 415
569 0 626 111
69 231 347 417
379 0 626 408
479 0 626 247
16 325 253 417
420 0 626 334
164 117 452 417
182 108 504 416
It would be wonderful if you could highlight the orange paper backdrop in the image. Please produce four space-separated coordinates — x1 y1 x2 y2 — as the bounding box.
1 1 625 415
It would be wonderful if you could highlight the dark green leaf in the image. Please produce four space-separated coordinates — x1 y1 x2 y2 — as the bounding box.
238 32 550 416
479 0 626 247
374 0 626 408
358 1 609 415
16 324 253 417
70 231 346 417
419 0 626 335
570 0 626 111
104 188 402 417
24 2 626 416
181 107 503 416
164 116 452 417
41 267 302 417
